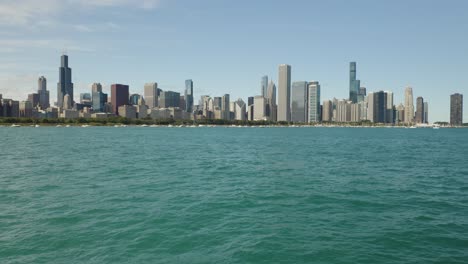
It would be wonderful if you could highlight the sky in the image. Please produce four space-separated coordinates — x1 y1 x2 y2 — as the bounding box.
0 0 467 122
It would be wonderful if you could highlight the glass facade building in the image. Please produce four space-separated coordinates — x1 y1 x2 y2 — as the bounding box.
291 81 307 122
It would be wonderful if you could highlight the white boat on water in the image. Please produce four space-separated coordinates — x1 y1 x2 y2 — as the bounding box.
11 124 20 127
35 124 40 128
81 125 90 128
65 125 71 128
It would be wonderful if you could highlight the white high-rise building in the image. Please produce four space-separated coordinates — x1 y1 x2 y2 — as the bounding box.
322 100 333 122
253 96 267 121
367 92 375 123
404 87 414 123
234 99 246 121
277 64 291 122
144 83 158 109
308 81 320 122
386 91 394 123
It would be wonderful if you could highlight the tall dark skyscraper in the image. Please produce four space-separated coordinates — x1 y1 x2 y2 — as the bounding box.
185 79 194 113
248 96 254 106
368 91 387 123
414 97 425 123
57 54 74 108
111 84 129 115
38 76 50 109
261 76 268 98
349 62 360 103
450 93 463 126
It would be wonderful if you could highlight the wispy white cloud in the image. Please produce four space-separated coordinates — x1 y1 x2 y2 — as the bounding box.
0 0 162 27
0 38 96 54
73 22 121 33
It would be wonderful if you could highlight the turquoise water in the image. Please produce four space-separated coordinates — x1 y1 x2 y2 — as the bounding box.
1 127 467 263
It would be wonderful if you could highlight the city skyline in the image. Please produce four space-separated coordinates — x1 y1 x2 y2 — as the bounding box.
0 53 465 125
0 0 467 121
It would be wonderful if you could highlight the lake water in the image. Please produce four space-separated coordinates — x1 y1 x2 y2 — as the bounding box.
1 127 467 263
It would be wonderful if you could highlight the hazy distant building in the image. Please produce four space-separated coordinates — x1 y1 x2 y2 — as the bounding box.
336 100 351 122
38 76 50 109
248 96 254 107
322 100 333 122
19 101 33 117
159 91 180 108
92 83 102 93
266 81 277 121
261 76 268 98
213 97 222 109
349 62 360 103
80 93 92 105
278 64 291 122
386 91 394 124
253 96 267 120
27 93 40 108
129 94 141 105
357 87 366 103
111 84 129 115
92 83 108 112
185 80 194 113
414 97 424 124
144 82 158 109
424 102 429 124
404 87 414 123
367 92 388 123
136 97 148 119
235 99 246 121
222 94 230 120
396 104 405 124
63 94 72 110
247 104 254 121
118 105 137 119
57 54 74 108
308 81 321 123
450 93 463 126
291 81 307 122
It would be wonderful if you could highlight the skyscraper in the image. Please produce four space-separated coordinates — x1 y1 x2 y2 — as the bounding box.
386 91 394 124
261 76 268 98
253 96 267 120
367 91 387 123
92 83 102 93
185 80 194 113
159 91 180 108
222 94 230 120
144 83 158 109
266 81 277 121
234 99 246 121
308 81 321 123
291 81 307 122
450 93 463 126
404 87 415 123
92 83 107 112
278 64 291 122
349 62 360 103
111 84 129 115
322 100 333 122
57 54 74 108
424 102 429 124
414 97 424 123
38 76 50 109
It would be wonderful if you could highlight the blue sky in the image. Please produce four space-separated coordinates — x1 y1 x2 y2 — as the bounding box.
0 0 467 121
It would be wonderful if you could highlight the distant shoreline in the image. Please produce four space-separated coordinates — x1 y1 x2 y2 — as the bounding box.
1 123 465 129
